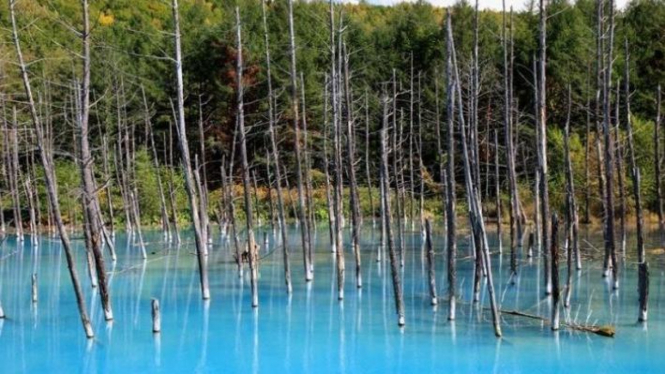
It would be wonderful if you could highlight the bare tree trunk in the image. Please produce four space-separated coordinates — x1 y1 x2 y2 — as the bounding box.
445 12 457 321
449 14 501 337
261 0 290 293
538 0 551 295
409 54 415 225
494 130 502 254
434 69 447 235
624 41 648 321
471 0 482 199
165 130 181 244
101 136 115 235
323 75 336 254
417 73 425 235
365 90 374 224
601 0 618 289
550 213 560 330
288 0 313 282
5 101 23 240
9 0 94 337
504 3 521 278
235 8 258 308
329 0 345 299
221 162 242 277
300 73 314 269
425 219 437 306
615 84 626 257
265 150 276 230
144 92 170 237
380 93 405 326
392 71 405 269
171 0 209 300
656 84 664 232
584 71 592 225
78 0 113 320
197 96 210 239
563 86 575 308
342 43 362 289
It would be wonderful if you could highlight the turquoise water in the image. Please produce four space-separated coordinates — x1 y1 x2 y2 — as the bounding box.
0 223 664 373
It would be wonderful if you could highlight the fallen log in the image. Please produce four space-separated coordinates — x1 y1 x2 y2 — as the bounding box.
500 309 615 337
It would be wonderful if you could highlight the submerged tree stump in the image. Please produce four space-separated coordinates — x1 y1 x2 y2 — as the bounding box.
152 298 161 333
32 273 38 304
424 220 437 306
638 262 649 322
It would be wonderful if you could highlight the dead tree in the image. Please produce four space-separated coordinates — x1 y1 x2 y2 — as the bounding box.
300 73 315 266
221 162 241 276
408 54 415 224
4 100 23 239
329 0 345 299
584 71 592 225
144 90 170 238
624 42 648 321
425 219 437 306
343 43 362 289
615 84 626 256
445 11 457 321
417 72 425 234
503 2 521 277
380 92 405 326
265 150 276 229
9 0 94 338
235 8 258 308
494 131 503 254
601 0 618 289
365 90 374 223
78 0 113 320
165 129 181 244
392 71 405 268
550 213 560 330
261 0 291 293
594 0 607 277
323 75 336 253
171 0 209 300
434 68 447 232
563 86 576 307
197 96 209 237
450 14 502 337
101 136 115 235
537 0 551 295
288 0 313 282
656 85 664 232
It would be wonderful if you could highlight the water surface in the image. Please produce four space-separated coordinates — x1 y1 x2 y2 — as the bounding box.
0 223 664 373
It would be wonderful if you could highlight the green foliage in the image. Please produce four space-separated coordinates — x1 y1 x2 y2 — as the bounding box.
2 0 664 229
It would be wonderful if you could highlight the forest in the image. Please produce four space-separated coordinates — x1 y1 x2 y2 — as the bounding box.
0 0 663 226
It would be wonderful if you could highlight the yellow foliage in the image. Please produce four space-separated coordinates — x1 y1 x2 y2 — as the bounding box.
99 12 114 26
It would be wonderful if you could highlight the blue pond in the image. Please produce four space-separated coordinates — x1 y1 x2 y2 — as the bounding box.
0 223 664 373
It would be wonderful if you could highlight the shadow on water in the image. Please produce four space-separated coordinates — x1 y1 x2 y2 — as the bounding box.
0 222 664 372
